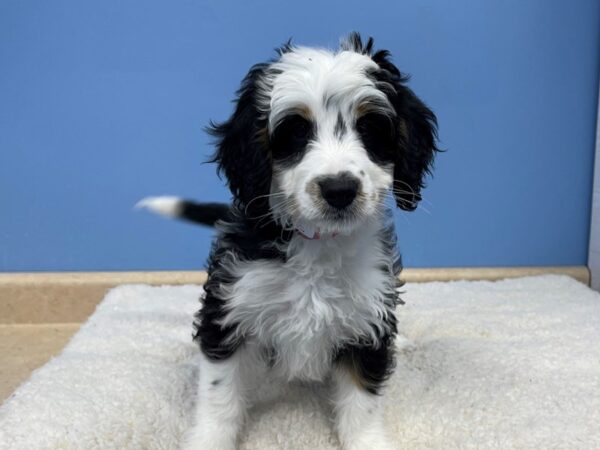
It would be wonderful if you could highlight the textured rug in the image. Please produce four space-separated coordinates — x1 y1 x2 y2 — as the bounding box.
1 275 599 449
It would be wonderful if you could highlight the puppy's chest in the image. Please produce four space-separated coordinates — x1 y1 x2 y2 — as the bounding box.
222 238 394 380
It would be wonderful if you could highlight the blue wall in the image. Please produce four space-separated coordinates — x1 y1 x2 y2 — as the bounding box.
1 0 599 272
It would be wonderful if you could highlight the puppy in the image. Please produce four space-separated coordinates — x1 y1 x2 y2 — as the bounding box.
139 32 438 450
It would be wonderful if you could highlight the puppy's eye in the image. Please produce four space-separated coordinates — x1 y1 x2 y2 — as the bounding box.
271 115 313 162
356 113 396 163
357 113 392 135
289 116 310 139
279 115 311 139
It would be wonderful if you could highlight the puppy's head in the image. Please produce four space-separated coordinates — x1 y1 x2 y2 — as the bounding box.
210 33 438 234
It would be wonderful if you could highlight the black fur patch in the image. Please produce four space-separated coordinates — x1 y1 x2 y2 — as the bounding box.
179 202 231 226
335 312 398 395
355 112 396 164
334 112 346 139
270 114 314 167
193 206 292 360
342 32 375 55
207 63 272 220
367 47 439 211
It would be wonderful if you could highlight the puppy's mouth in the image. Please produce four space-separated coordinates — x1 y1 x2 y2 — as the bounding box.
321 204 361 223
294 208 360 239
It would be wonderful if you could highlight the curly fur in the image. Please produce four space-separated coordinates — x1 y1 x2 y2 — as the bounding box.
142 32 438 450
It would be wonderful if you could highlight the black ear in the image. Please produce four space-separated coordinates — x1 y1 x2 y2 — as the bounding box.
208 64 271 217
392 85 438 211
372 50 439 211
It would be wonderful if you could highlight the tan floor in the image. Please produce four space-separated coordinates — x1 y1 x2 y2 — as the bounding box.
0 323 80 403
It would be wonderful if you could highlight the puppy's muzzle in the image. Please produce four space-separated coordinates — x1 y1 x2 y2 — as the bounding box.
318 172 361 210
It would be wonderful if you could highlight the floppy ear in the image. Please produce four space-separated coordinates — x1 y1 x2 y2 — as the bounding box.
372 51 439 211
208 64 272 217
393 85 438 210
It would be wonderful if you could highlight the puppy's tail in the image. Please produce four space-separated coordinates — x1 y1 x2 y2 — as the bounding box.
135 196 230 227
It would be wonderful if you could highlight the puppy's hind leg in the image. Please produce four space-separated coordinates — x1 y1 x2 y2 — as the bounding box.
182 352 248 450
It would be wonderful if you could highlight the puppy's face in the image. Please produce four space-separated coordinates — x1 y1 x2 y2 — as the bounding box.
210 34 438 233
266 48 398 234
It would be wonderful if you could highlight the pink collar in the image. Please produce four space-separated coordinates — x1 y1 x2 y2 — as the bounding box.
296 228 323 240
295 223 339 240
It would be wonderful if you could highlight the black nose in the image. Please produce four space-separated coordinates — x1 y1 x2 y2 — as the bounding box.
318 174 360 209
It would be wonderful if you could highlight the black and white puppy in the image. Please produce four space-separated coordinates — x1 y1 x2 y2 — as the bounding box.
139 33 438 450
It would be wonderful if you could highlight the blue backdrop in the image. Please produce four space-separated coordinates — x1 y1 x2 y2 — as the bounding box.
1 0 599 271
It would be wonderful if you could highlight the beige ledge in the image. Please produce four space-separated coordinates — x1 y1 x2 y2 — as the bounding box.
0 266 589 325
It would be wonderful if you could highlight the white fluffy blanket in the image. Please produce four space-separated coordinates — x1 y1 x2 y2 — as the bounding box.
1 275 600 449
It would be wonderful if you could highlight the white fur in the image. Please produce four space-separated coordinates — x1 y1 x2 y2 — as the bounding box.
219 220 396 382
261 48 393 130
135 196 184 218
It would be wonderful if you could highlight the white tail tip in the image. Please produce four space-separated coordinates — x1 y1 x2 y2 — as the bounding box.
135 196 184 218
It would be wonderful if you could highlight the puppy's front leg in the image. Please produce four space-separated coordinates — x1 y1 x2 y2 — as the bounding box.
182 352 247 450
332 346 396 450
